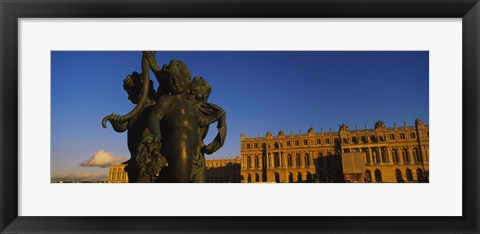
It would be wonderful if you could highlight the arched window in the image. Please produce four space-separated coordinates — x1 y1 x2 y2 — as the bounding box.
402 149 410 162
392 149 399 163
305 154 310 166
395 169 403 182
381 148 387 162
365 170 372 182
297 172 302 182
296 154 301 167
288 173 294 183
406 168 413 181
255 173 260 182
306 172 313 182
274 153 280 167
363 149 371 163
247 174 252 183
275 172 280 183
372 149 380 163
254 156 259 168
287 154 293 167
374 169 382 182
247 156 251 168
412 148 420 162
416 168 425 182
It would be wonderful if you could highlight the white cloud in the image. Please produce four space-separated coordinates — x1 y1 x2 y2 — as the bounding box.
80 150 127 168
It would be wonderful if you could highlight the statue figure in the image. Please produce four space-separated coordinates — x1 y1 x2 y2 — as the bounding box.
102 51 168 183
108 71 159 183
415 118 425 127
374 120 385 129
103 52 226 183
339 123 349 131
146 59 199 183
188 77 227 182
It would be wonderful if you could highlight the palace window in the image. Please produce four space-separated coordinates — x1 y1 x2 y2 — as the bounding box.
304 139 308 145
255 173 260 182
305 154 310 166
287 154 293 167
365 170 372 182
295 140 299 146
287 141 291 147
412 148 420 162
247 156 251 168
275 173 280 183
416 168 425 182
402 148 410 162
361 136 367 143
289 173 294 183
372 150 380 163
375 169 383 182
297 172 302 182
316 139 321 145
274 154 280 167
395 169 403 182
363 149 371 163
296 154 301 166
381 148 387 162
254 156 259 168
410 132 416 139
400 133 406 139
392 149 399 162
334 138 339 143
352 136 357 143
247 144 250 149
389 134 395 140
406 169 413 181
370 135 376 142
254 143 258 148
247 174 252 183
325 138 330 144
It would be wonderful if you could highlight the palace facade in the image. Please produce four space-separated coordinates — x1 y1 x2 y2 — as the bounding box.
108 164 129 183
240 119 429 183
205 157 242 183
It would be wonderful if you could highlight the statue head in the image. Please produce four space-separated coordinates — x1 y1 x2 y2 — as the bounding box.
161 60 191 95
188 77 212 103
123 72 156 104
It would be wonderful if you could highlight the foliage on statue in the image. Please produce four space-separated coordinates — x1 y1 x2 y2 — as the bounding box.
135 132 167 183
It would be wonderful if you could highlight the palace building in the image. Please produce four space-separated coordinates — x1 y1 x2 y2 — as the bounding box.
108 164 129 183
205 156 242 183
240 119 429 183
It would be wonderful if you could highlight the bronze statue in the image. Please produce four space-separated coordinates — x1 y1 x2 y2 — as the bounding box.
188 77 227 182
108 71 159 183
102 51 226 183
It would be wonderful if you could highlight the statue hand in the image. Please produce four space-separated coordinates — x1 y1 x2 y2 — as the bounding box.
142 51 158 69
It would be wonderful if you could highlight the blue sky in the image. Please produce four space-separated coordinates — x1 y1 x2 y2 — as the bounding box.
51 51 429 179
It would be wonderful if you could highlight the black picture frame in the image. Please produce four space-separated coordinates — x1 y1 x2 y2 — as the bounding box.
1 0 479 233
